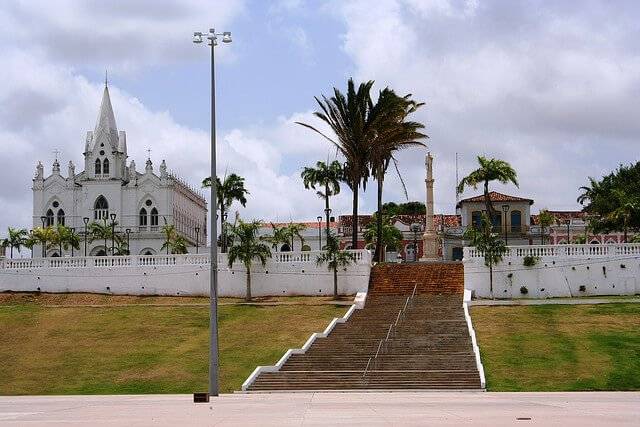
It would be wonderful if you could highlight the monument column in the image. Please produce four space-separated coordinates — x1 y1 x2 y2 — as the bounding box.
420 152 440 261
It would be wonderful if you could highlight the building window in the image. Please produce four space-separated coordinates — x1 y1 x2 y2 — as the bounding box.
510 210 521 232
471 211 482 228
139 208 148 226
57 209 65 226
95 159 101 175
45 209 55 227
150 208 158 226
280 243 291 252
94 196 109 220
102 158 110 175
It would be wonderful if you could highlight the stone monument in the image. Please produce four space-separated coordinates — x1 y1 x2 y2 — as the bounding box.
420 152 440 261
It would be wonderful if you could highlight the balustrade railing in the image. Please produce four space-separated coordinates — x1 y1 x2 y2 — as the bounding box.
464 243 640 260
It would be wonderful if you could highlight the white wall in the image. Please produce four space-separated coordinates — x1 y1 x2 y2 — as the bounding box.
464 244 640 299
0 250 371 298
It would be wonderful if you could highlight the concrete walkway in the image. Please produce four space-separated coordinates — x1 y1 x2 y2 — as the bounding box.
470 297 640 306
0 392 638 426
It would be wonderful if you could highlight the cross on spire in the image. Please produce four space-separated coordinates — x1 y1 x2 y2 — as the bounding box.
105 69 108 87
146 148 152 160
52 149 60 162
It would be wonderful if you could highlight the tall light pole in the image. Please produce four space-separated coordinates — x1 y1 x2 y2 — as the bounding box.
70 228 76 257
125 229 131 255
193 27 231 400
110 213 117 255
502 205 510 246
83 217 89 257
195 226 200 254
317 216 322 250
40 216 46 258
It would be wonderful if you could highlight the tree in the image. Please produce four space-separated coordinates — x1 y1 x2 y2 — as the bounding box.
301 160 343 245
537 209 555 245
202 173 249 252
261 223 291 251
30 227 57 257
606 189 640 243
316 234 356 299
286 222 307 251
228 219 272 301
297 79 375 249
159 224 188 254
464 214 506 298
456 156 519 226
368 88 427 262
362 214 403 261
2 227 28 258
89 220 113 256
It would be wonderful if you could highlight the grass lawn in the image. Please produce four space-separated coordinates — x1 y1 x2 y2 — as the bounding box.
0 293 346 395
471 303 640 391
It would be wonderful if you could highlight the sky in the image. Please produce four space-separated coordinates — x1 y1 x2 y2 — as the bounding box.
1 0 639 238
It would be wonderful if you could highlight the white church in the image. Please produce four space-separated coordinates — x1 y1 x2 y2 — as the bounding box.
32 83 207 257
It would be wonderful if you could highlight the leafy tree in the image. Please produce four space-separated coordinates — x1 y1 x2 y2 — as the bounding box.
51 225 80 256
202 173 249 252
606 189 640 243
316 234 356 299
89 219 114 256
297 79 375 249
159 224 188 254
363 214 403 260
1 227 29 258
228 219 272 301
29 227 58 257
261 223 291 251
464 214 506 298
368 88 427 262
457 156 519 226
286 222 307 251
301 160 343 244
537 209 555 245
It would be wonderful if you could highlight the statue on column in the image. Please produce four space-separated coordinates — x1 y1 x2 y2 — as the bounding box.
420 152 440 261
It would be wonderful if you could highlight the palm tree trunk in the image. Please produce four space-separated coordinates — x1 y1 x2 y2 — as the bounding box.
375 175 384 263
333 265 338 300
325 183 331 247
246 268 252 301
351 179 359 249
483 180 493 228
220 204 225 253
10 246 13 259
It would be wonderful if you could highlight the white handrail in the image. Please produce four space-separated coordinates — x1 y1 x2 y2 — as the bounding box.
464 243 640 260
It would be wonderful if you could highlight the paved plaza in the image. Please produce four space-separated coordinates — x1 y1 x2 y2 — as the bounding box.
0 392 638 426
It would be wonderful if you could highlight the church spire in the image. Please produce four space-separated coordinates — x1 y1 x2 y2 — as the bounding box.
94 81 118 147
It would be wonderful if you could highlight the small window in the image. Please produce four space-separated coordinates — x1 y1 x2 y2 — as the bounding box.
95 158 101 175
139 208 148 226
145 200 152 206
94 196 109 220
99 150 105 156
45 209 54 227
57 209 65 226
150 208 158 226
52 201 59 208
102 158 110 175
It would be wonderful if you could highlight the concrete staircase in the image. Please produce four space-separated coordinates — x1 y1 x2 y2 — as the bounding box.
246 263 482 391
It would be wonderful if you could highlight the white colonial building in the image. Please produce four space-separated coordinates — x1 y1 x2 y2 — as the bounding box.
32 83 207 257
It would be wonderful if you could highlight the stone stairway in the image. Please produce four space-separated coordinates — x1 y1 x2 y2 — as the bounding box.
246 263 482 391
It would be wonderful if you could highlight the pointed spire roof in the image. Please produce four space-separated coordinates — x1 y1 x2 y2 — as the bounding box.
94 83 118 148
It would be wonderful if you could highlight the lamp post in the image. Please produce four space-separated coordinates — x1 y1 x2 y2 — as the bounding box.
83 217 89 257
195 226 200 254
110 213 117 255
410 223 421 262
125 229 131 255
40 216 46 257
317 216 322 250
565 218 571 244
502 205 510 246
193 27 232 400
70 228 76 257
222 212 228 253
29 229 34 258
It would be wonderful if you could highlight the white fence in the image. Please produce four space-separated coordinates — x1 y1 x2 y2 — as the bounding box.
463 244 640 299
0 250 372 297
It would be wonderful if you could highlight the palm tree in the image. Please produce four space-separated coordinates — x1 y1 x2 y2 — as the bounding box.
577 177 600 206
297 79 375 249
464 214 506 298
368 88 427 262
317 234 356 299
537 209 555 245
2 227 29 258
457 156 519 227
286 222 307 251
261 223 291 251
228 219 272 301
88 220 113 256
30 227 57 257
301 160 343 246
606 189 640 243
203 173 249 252
363 214 403 261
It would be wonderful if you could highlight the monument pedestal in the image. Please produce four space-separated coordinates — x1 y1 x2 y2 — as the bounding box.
420 231 440 262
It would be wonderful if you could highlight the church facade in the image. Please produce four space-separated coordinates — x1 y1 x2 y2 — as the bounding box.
32 84 207 257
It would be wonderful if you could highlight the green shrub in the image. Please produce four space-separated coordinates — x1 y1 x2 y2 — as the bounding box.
520 286 528 295
523 256 538 267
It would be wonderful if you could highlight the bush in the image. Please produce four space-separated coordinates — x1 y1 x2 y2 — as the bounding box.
523 256 538 267
520 286 528 295
579 285 586 292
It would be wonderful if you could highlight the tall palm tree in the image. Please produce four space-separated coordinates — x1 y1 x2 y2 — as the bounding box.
2 227 29 258
203 173 249 252
89 220 113 256
368 88 427 262
607 189 640 243
228 219 272 301
457 156 519 227
317 234 356 299
297 79 375 249
30 227 57 257
464 214 506 298
286 222 307 251
261 223 291 251
537 209 555 245
301 160 343 245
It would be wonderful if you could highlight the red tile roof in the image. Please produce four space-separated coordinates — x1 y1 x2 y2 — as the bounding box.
339 214 462 227
457 191 534 208
265 221 338 229
530 211 587 225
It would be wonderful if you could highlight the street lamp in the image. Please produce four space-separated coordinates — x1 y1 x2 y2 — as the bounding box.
125 229 131 255
565 218 571 244
195 226 200 254
40 216 46 258
222 212 228 253
110 213 117 255
193 26 232 400
70 228 76 257
502 205 510 246
410 223 421 262
83 217 89 257
317 216 323 250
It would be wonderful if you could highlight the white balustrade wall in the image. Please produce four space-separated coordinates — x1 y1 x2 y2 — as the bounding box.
0 250 372 297
463 244 640 299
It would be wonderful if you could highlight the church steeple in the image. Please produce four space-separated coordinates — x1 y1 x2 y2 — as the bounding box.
94 82 118 149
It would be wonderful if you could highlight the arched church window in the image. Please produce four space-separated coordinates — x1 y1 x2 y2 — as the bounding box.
95 159 101 175
45 209 54 227
150 208 159 226
102 158 110 175
94 196 109 220
57 209 65 226
139 208 148 226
